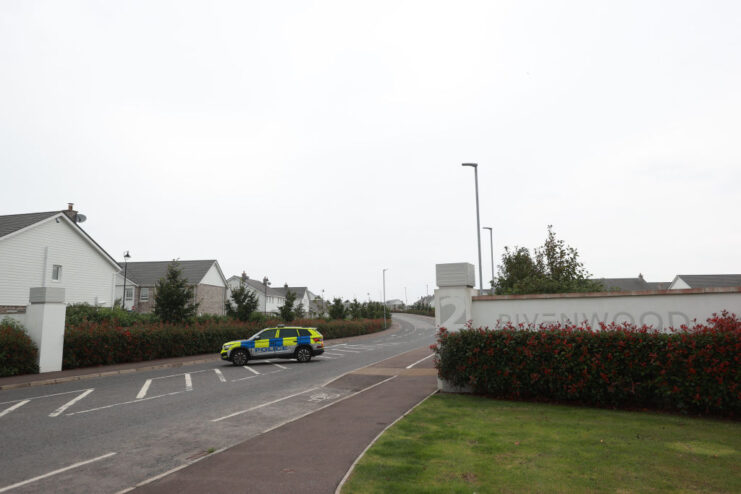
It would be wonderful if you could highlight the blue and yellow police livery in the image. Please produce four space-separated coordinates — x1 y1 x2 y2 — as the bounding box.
221 326 324 365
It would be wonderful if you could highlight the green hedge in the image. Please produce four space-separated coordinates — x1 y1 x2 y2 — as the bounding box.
0 318 39 377
62 318 386 370
432 311 741 417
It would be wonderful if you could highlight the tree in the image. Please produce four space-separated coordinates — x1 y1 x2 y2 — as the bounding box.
225 282 259 321
154 261 198 323
328 298 347 320
294 302 305 319
494 225 604 295
349 298 363 320
278 290 297 322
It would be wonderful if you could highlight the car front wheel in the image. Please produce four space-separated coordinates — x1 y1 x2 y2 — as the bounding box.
295 346 312 363
231 349 249 366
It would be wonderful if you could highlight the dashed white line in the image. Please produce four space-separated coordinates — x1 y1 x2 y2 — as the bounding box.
243 366 260 375
66 391 184 416
214 369 226 382
272 363 288 370
49 389 94 417
0 400 29 419
184 373 193 391
136 379 152 400
0 452 117 493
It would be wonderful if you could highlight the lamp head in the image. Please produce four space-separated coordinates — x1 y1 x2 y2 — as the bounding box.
462 163 478 168
124 251 131 260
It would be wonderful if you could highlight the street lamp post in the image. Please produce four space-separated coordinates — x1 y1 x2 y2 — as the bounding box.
462 163 484 293
121 251 131 310
483 226 494 294
262 276 270 314
382 268 388 329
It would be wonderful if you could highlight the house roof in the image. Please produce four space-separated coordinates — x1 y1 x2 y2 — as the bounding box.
0 210 120 270
673 274 741 288
228 275 286 298
272 286 308 299
0 211 60 238
593 277 650 291
123 260 220 286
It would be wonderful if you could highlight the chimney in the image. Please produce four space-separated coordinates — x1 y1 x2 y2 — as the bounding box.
63 203 78 221
241 271 248 283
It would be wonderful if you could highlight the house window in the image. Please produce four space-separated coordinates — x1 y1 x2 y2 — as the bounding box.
140 287 150 302
125 287 134 301
52 265 62 281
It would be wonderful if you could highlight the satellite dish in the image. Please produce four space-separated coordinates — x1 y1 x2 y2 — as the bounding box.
76 214 87 223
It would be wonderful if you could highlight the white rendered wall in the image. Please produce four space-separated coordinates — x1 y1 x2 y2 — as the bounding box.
470 290 741 331
200 263 225 287
0 218 119 307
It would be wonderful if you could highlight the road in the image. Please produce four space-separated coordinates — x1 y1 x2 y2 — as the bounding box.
0 314 436 493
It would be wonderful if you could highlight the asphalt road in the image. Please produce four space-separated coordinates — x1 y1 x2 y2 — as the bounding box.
0 314 436 494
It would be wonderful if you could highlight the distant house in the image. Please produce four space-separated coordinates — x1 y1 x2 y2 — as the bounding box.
272 285 314 316
385 299 405 310
0 205 121 317
669 274 741 290
225 274 286 315
592 274 670 291
117 260 227 316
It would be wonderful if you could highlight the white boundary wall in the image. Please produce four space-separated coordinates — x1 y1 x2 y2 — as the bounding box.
435 263 741 332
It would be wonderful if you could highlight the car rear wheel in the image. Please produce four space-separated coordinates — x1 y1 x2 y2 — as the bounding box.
231 349 249 366
295 346 312 363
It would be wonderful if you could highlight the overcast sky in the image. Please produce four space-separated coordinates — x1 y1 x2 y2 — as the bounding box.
2 0 739 303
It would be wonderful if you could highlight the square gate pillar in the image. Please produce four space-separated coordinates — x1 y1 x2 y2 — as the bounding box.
25 287 67 373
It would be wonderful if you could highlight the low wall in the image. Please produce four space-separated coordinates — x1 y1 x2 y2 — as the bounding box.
471 287 741 331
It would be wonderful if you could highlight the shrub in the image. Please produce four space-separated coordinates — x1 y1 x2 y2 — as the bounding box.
432 311 741 417
0 318 39 377
62 318 386 370
66 303 153 327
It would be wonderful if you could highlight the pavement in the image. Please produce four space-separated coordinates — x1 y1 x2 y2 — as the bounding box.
129 345 438 494
0 321 440 493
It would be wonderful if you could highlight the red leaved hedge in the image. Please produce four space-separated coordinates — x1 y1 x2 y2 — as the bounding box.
432 311 740 417
0 319 39 377
62 318 386 370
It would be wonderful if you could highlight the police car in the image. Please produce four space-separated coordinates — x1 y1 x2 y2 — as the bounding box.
221 326 324 366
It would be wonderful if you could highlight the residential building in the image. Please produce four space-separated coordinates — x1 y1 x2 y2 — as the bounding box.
0 205 120 319
226 273 286 315
117 260 227 316
669 274 741 290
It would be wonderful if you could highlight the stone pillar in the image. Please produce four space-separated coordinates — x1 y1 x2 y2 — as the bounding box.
434 263 476 393
434 263 475 332
25 287 67 373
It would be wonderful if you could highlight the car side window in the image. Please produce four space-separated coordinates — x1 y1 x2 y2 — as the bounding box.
257 329 278 340
298 329 311 337
280 328 299 338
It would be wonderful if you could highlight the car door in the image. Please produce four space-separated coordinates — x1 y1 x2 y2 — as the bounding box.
277 328 299 356
251 328 278 357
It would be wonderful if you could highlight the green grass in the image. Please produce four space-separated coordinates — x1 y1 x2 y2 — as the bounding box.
342 394 740 493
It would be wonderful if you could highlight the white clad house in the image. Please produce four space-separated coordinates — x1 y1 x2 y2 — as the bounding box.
0 205 121 319
226 273 286 315
272 285 314 316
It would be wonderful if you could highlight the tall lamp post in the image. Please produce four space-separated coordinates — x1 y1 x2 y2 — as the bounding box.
483 226 494 294
382 268 388 329
462 163 483 293
262 276 270 314
121 251 131 309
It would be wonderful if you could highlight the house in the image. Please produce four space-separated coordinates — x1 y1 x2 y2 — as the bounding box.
669 274 741 290
385 299 405 310
272 284 314 316
0 204 121 318
592 274 670 291
226 273 286 315
117 260 227 316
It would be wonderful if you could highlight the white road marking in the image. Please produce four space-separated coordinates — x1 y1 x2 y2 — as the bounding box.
211 387 319 422
184 374 193 391
243 366 260 375
231 375 257 382
271 363 288 370
323 352 346 357
152 369 208 380
0 400 29 419
0 388 95 406
49 389 94 417
405 354 435 369
66 391 184 416
214 369 226 382
0 452 117 493
136 379 152 400
327 348 361 353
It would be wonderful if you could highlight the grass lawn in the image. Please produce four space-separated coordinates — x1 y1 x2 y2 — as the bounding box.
342 394 740 493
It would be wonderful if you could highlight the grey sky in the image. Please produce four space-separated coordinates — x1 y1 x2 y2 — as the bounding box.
2 0 739 303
